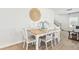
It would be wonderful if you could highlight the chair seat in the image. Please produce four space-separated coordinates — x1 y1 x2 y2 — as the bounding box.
40 35 53 42
41 38 53 42
39 34 54 50
27 35 36 43
39 35 46 39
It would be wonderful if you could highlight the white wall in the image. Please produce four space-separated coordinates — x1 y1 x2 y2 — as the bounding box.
0 8 54 48
54 12 79 31
0 8 26 48
25 8 54 29
69 13 79 25
54 14 69 30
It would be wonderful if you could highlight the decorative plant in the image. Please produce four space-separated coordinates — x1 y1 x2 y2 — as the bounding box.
39 21 49 29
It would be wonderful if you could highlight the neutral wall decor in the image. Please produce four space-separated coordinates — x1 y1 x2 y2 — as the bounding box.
29 8 41 22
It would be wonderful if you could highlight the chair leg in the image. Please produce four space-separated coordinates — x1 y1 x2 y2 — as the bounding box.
55 38 58 45
23 41 25 48
53 40 55 46
53 38 58 46
51 40 53 48
45 42 48 50
26 43 28 50
32 42 34 45
53 39 56 46
39 40 41 47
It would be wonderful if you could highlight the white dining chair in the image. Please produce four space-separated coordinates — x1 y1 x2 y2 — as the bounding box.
53 31 60 46
22 28 36 50
40 33 54 50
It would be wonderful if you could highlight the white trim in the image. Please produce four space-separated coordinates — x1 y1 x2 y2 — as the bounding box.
0 40 23 49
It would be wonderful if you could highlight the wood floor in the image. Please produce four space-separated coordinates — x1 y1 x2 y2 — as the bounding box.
0 42 25 50
1 31 79 50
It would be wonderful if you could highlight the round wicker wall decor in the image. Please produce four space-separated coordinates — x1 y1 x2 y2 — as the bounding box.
29 8 41 22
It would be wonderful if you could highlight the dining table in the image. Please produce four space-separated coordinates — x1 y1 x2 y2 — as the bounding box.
27 28 60 50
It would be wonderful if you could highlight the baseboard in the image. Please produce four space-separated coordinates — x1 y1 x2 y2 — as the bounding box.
0 40 23 49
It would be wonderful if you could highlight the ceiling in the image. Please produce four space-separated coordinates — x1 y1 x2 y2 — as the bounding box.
53 8 79 14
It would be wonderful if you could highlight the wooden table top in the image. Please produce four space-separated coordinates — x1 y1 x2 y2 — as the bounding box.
28 29 48 35
27 28 60 35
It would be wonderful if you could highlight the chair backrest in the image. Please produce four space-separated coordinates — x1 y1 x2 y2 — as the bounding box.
22 28 35 42
46 34 53 40
22 28 28 42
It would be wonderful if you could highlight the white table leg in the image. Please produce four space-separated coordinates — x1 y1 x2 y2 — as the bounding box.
77 33 78 40
36 35 39 50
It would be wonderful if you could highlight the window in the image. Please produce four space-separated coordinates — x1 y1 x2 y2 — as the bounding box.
69 17 78 27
